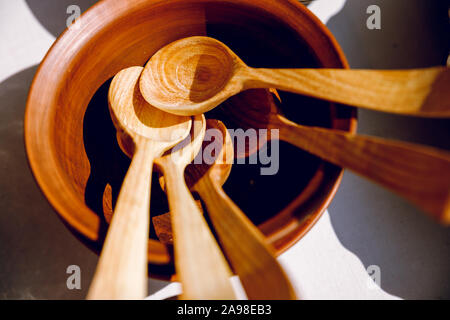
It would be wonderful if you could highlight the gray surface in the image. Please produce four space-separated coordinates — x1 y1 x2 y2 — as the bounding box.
0 66 97 300
0 0 449 299
326 0 450 299
0 0 105 300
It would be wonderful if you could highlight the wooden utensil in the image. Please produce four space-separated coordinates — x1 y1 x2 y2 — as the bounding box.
222 89 450 224
87 66 192 300
140 36 450 117
152 200 203 246
26 0 356 269
190 120 297 299
154 115 236 300
158 119 298 299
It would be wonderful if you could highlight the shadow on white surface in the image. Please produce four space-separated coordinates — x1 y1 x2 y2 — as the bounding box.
0 66 96 299
325 0 450 299
25 0 97 37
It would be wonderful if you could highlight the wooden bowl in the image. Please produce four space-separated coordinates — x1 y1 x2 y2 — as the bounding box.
25 0 355 278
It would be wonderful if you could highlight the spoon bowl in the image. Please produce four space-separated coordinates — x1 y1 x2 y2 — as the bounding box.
141 36 450 117
154 115 236 300
87 66 191 300
141 37 244 116
158 119 298 299
158 119 234 193
25 0 355 275
222 89 450 223
188 119 234 189
109 67 192 144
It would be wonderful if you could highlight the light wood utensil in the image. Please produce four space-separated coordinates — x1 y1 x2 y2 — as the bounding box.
140 36 450 117
152 200 203 245
222 89 450 224
87 66 192 300
159 119 298 299
154 115 236 300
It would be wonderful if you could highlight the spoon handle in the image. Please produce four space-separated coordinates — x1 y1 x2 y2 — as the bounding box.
247 67 450 117
277 116 450 224
87 138 157 300
196 177 298 299
161 161 236 300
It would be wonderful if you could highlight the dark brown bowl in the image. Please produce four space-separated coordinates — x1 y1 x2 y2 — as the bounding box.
25 0 355 278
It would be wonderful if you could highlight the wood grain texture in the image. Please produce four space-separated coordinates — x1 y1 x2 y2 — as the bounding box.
224 89 450 224
189 121 297 299
197 178 299 299
158 120 298 299
87 138 156 300
155 116 236 299
278 118 450 224
87 67 190 300
24 0 353 273
152 200 203 246
141 36 450 117
249 67 450 117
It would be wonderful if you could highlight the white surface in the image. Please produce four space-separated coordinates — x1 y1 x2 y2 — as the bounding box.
147 211 398 300
0 0 54 83
308 0 347 23
283 0 395 300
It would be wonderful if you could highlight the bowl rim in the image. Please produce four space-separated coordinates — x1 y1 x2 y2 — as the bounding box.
24 0 356 266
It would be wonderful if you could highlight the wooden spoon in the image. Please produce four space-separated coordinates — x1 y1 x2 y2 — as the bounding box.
140 36 450 117
159 119 298 299
152 200 203 246
87 66 192 300
154 115 236 300
222 89 450 224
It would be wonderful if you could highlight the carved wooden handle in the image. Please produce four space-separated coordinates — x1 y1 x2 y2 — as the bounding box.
278 117 450 224
196 177 298 299
248 67 450 117
87 139 157 300
162 161 236 300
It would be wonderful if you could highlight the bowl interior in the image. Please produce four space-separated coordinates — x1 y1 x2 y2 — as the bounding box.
26 0 353 279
